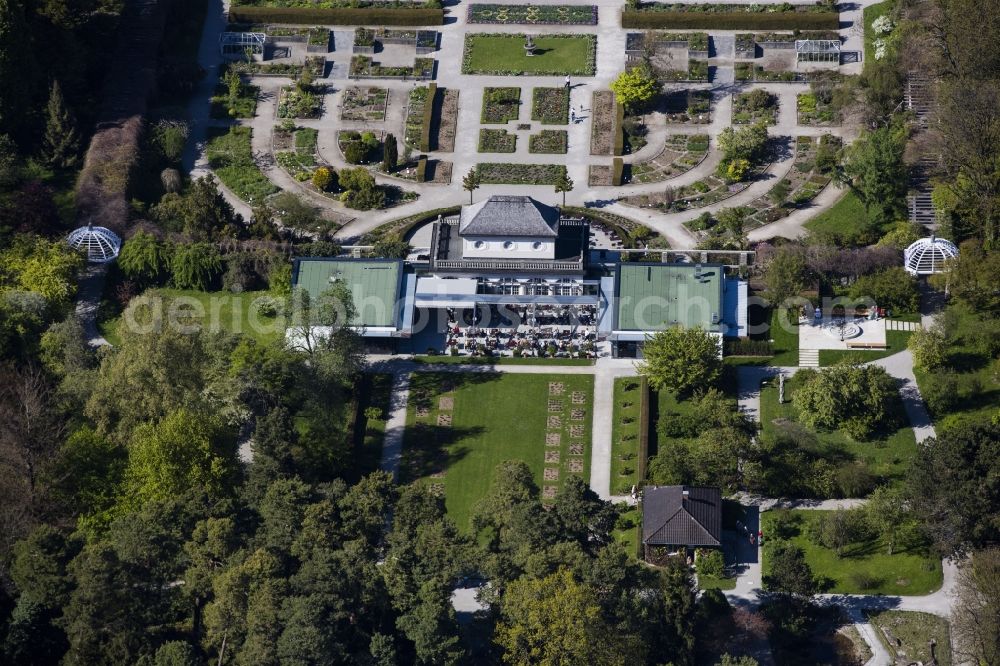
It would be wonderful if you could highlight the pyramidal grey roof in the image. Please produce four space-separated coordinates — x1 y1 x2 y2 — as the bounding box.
459 196 559 238
642 486 722 547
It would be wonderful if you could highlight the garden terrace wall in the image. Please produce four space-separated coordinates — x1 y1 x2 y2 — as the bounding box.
228 6 445 26
621 8 839 31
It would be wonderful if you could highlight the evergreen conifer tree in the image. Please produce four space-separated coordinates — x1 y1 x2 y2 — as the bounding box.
43 80 80 169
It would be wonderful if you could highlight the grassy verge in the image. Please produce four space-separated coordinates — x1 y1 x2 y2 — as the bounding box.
767 308 799 367
402 372 594 531
760 373 917 488
698 573 737 591
863 1 893 68
763 510 942 595
867 610 952 666
612 507 641 558
610 377 643 494
351 373 394 482
804 190 880 246
818 329 912 366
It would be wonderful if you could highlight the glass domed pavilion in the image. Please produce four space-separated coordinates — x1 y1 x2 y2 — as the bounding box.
903 236 958 276
67 224 122 263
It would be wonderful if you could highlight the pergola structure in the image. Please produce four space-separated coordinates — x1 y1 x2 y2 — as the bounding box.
904 236 959 275
220 32 266 57
796 39 841 66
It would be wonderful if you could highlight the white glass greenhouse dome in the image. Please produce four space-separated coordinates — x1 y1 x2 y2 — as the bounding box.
67 224 122 263
903 236 958 275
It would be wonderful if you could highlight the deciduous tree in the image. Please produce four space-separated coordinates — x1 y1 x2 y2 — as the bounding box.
636 326 722 397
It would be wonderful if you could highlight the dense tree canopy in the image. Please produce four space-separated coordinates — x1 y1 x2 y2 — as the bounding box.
637 326 723 397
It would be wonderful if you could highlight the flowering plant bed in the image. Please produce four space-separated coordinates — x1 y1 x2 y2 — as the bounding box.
349 55 434 80
659 58 709 82
227 55 325 78
740 134 836 229
529 129 568 154
476 163 567 185
481 87 521 124
478 129 517 153
797 92 841 125
732 90 778 125
663 89 712 123
467 4 597 25
274 126 320 182
590 91 615 155
403 86 431 150
206 126 278 203
276 84 324 119
340 86 388 122
531 87 569 124
462 33 597 76
588 164 612 186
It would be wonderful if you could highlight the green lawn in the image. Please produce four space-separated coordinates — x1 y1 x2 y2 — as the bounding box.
867 611 952 666
610 377 645 495
350 373 394 483
763 510 942 595
612 507 641 559
912 304 1000 431
767 308 800 367
462 34 597 75
760 373 917 488
863 1 893 68
402 372 594 531
805 190 879 247
698 573 737 591
818 329 912 366
100 288 282 346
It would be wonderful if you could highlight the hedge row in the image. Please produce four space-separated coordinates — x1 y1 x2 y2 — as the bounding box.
636 376 650 491
228 6 445 26
420 83 437 152
613 103 625 157
415 157 428 182
612 157 624 186
621 10 838 30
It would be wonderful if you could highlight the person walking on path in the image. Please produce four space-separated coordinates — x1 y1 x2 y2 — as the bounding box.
565 75 570 88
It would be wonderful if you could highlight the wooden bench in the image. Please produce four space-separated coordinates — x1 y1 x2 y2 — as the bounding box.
845 341 887 350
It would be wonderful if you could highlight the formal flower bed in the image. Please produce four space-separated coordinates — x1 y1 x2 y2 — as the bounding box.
659 59 709 82
478 129 517 153
531 87 569 124
467 4 597 25
481 87 521 123
529 129 568 154
629 133 709 183
341 86 388 122
276 84 324 119
654 31 709 51
590 90 615 155
663 89 712 123
797 92 840 126
732 90 779 125
227 56 325 78
274 126 319 182
735 32 756 54
476 162 566 185
403 86 430 149
349 55 434 79
462 33 597 76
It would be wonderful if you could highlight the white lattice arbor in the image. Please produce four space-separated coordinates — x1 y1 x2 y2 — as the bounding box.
904 236 959 275
796 39 841 67
220 32 266 57
67 225 122 263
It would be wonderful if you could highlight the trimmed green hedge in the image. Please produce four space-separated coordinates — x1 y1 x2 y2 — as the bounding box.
228 6 445 26
621 10 838 30
420 82 437 152
613 103 625 157
612 157 624 186
415 157 428 182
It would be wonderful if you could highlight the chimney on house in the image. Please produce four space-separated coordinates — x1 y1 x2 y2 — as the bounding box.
682 489 689 502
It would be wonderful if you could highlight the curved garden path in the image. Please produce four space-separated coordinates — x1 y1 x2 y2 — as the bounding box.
183 0 872 245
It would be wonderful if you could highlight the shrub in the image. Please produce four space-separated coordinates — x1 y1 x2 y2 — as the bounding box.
612 158 624 186
613 103 625 156
343 141 371 164
253 295 280 318
697 549 725 577
311 166 336 191
228 6 445 26
849 571 883 590
421 83 436 151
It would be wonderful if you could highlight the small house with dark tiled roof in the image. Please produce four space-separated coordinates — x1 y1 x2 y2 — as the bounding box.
642 485 722 559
